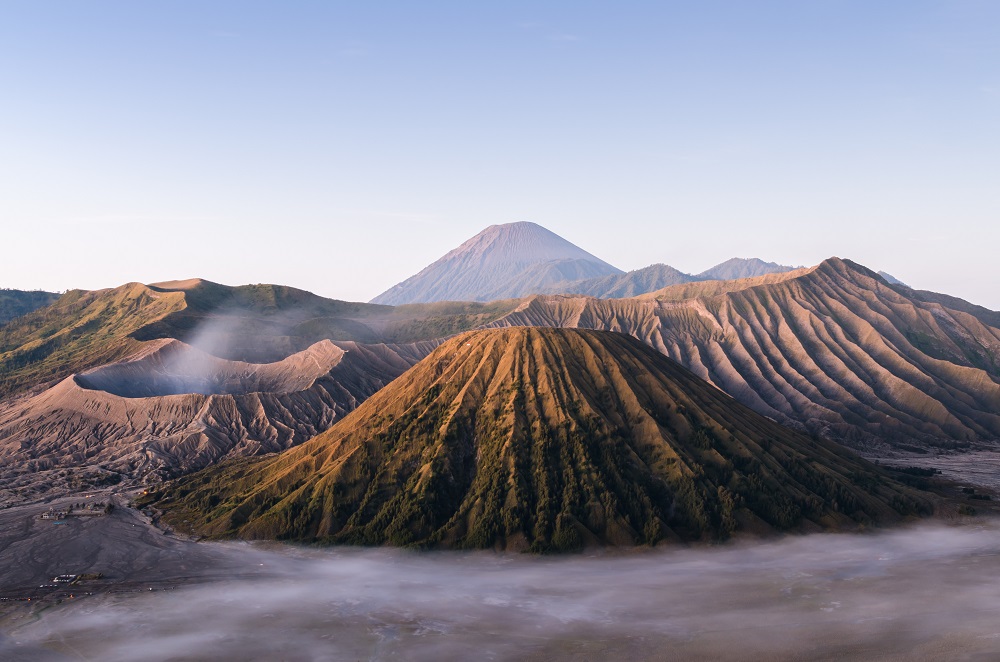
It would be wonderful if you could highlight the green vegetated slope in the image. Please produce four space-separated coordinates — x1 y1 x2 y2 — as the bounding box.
487 258 1000 444
0 289 60 326
150 328 931 551
131 279 396 360
0 284 188 397
0 279 520 399
114 279 521 358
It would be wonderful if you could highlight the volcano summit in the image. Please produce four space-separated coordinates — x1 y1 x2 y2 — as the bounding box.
370 221 623 305
152 328 930 551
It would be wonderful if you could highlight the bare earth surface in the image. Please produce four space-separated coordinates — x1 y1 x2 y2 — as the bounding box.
874 445 1000 491
0 491 276 660
0 492 235 589
0 340 426 492
4 504 1000 660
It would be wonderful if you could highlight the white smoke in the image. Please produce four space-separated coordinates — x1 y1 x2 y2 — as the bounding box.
6 521 1000 660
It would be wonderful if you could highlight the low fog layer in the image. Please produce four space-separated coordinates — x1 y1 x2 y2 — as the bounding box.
6 522 1000 660
0 523 1000 660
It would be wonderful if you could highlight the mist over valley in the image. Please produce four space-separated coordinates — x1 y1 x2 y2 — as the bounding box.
7 517 1000 661
2 3 999 655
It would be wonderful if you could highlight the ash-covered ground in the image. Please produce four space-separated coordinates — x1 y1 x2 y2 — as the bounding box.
874 444 1000 491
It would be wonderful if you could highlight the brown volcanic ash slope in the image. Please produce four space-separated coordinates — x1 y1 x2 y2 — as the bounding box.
0 277 523 493
152 328 931 551
486 258 1000 445
0 339 426 482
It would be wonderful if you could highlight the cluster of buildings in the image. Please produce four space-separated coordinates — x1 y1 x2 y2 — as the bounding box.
39 502 111 521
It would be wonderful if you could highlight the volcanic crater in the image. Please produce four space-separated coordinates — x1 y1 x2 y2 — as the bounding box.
74 339 346 397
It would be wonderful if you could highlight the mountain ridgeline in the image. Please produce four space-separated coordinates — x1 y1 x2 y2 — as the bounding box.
0 279 516 485
3 251 999 487
370 222 624 305
534 263 695 298
370 221 798 304
486 258 1000 446
1 218 996 513
151 328 931 551
0 278 521 400
695 257 800 281
0 339 428 483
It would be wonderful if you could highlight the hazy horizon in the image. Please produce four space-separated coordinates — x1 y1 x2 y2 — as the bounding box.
2 2 997 308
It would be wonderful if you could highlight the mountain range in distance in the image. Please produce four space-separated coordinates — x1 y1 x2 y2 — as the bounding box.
0 289 59 325
371 221 803 305
147 328 932 550
1 221 996 532
0 280 488 495
486 258 1000 445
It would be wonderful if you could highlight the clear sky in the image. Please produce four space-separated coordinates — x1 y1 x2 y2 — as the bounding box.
1 1 998 307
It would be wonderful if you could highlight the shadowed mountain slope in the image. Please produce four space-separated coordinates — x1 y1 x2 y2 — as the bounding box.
151 328 931 551
537 263 695 298
901 286 1000 330
370 222 622 305
696 258 797 281
0 289 59 326
878 271 909 287
485 259 1000 446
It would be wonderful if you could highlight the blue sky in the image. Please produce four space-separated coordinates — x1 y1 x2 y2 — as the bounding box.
1 1 998 307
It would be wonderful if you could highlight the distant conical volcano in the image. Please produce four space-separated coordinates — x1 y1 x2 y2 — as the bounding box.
152 328 930 551
370 221 622 305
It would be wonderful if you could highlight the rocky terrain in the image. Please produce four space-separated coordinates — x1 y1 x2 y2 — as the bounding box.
0 283 190 398
2 251 998 502
148 328 931 550
0 279 533 496
485 258 1000 446
0 339 428 493
0 278 518 400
